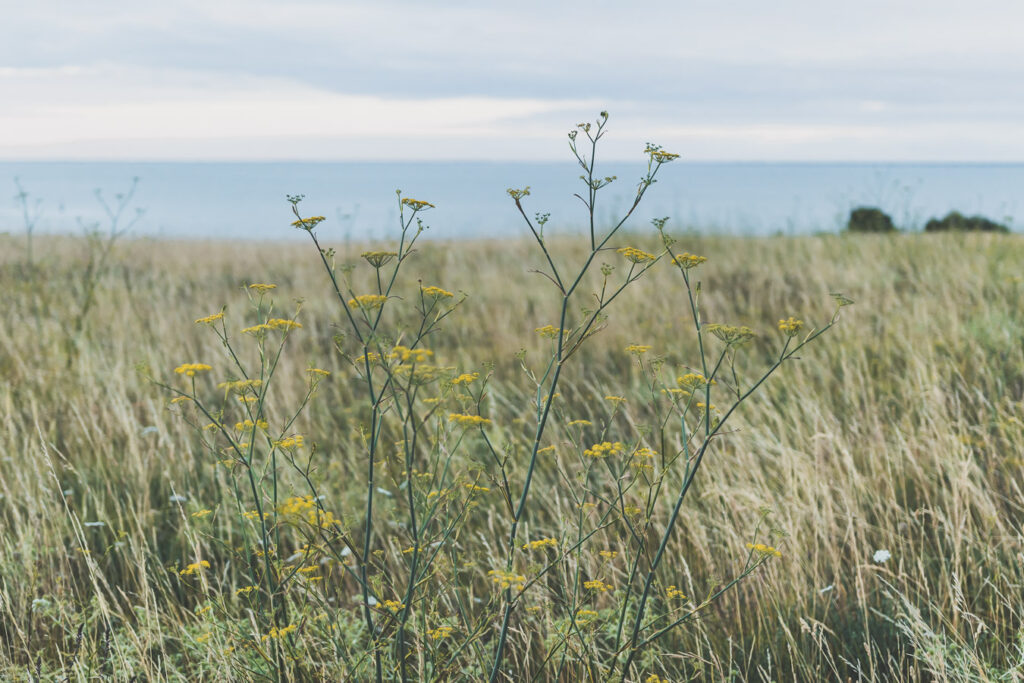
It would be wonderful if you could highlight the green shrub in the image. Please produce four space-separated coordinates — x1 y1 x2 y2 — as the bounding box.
924 211 1010 233
847 206 896 233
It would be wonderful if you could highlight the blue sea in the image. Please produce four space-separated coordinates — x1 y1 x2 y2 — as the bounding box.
1 162 1021 241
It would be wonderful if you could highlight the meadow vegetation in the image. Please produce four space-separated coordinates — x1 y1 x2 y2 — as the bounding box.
1 126 1023 681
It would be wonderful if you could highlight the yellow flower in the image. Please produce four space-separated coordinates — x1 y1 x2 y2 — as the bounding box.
665 585 686 600
599 550 618 560
307 368 331 377
348 294 388 310
506 187 531 200
583 441 625 458
291 215 326 230
583 579 612 592
448 413 491 427
194 311 225 324
389 346 433 363
421 285 454 298
382 599 405 614
705 323 756 346
567 419 592 427
746 542 782 558
401 198 435 211
218 379 262 392
488 569 527 590
604 395 626 403
179 560 210 576
234 419 268 431
617 246 656 263
241 324 271 335
361 251 397 267
427 625 454 640
464 483 490 493
273 435 304 449
677 373 715 390
248 283 276 293
236 585 258 596
521 538 558 551
575 609 599 622
778 317 804 337
266 318 302 331
671 252 707 269
535 325 564 339
450 372 479 385
624 344 652 354
174 363 212 377
170 396 191 404
262 623 297 641
191 509 213 518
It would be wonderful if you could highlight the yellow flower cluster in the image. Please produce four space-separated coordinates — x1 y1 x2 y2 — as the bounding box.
273 435 304 449
448 413 491 427
575 609 599 622
175 363 212 377
617 246 656 263
291 215 326 230
427 626 454 640
522 538 558 551
179 560 210 576
567 419 592 427
234 419 268 431
401 198 435 211
194 311 225 324
599 550 618 560
361 250 397 267
584 441 625 458
450 372 479 385
672 252 707 269
382 599 405 614
604 395 626 403
262 623 297 641
535 325 564 339
464 483 490 493
219 379 262 392
421 285 454 298
646 675 669 683
677 373 714 390
248 283 276 293
348 294 387 310
665 585 686 600
778 317 804 336
488 569 527 590
389 346 433 363
236 585 258 596
583 579 613 592
746 542 782 558
624 344 652 354
705 323 756 346
277 495 341 529
506 187 530 200
649 149 680 163
191 509 212 518
307 368 330 377
241 318 302 335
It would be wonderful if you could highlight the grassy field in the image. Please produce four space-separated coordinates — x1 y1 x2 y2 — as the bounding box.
1 227 1022 681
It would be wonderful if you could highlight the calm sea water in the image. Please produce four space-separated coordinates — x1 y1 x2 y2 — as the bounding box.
1 161 1021 241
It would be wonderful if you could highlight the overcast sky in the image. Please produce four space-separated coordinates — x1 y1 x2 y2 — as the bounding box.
3 0 1024 161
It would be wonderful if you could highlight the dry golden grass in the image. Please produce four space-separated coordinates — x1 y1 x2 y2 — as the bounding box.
1 230 1022 681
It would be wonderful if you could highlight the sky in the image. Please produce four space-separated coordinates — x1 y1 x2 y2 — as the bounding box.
2 0 1024 161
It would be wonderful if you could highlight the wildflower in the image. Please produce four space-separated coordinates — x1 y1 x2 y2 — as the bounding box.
450 372 479 385
361 250 397 267
266 318 302 331
746 542 782 558
623 505 642 517
389 346 433 363
174 363 212 377
401 198 435 211
778 317 804 337
448 413 491 427
273 435 304 449
427 625 454 640
291 215 326 230
535 325 564 339
218 379 262 392
672 252 707 269
196 631 212 644
599 550 618 560
488 570 527 590
536 445 556 454
649 149 680 164
665 585 686 600
234 419 268 431
617 246 656 263
170 396 191 404
248 283 276 293
677 373 714 390
583 441 625 458
464 483 490 493
382 599 405 614
348 294 387 310
873 549 891 563
194 311 225 324
567 419 592 427
262 623 297 641
236 585 258 596
604 395 626 403
705 323 756 346
522 538 558 551
583 579 612 592
179 560 210 576
191 509 213 518
241 324 271 335
624 344 652 354
507 187 531 200
421 285 454 298
307 368 331 377
646 675 668 683
575 609 599 622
